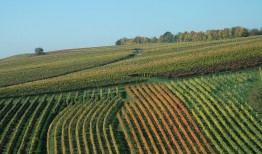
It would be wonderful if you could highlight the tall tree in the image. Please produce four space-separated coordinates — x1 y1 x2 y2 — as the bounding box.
159 32 175 42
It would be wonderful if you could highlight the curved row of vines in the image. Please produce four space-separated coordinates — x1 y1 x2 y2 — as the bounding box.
47 95 124 154
0 87 122 154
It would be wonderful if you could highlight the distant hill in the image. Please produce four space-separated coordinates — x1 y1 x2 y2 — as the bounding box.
0 53 32 62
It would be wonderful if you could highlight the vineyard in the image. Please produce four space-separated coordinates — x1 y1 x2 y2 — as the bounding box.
0 88 122 153
47 96 123 154
120 84 215 153
0 95 66 153
0 36 262 98
166 69 262 153
0 48 134 87
0 36 262 154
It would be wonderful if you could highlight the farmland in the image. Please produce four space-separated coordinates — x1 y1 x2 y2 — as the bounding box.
166 69 262 153
0 88 122 153
0 36 262 98
0 36 262 153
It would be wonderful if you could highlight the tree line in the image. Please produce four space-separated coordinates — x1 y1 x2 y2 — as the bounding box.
116 26 262 45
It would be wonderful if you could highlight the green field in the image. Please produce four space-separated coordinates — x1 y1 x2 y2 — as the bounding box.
0 36 261 153
0 36 262 98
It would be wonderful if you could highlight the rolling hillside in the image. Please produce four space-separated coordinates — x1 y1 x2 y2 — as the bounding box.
0 36 261 153
0 36 262 98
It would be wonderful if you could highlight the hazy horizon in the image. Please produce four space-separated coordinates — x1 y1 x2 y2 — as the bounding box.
1 0 262 59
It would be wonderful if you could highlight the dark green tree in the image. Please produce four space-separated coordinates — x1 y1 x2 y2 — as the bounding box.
159 32 175 42
35 48 44 56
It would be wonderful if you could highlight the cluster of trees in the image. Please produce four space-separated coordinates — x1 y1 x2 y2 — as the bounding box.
115 36 159 45
116 26 262 45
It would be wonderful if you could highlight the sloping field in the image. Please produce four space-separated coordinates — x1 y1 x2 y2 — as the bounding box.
0 88 122 153
0 48 134 87
121 84 215 153
0 36 261 154
166 69 262 153
0 95 66 153
0 36 262 98
47 96 123 154
0 67 261 154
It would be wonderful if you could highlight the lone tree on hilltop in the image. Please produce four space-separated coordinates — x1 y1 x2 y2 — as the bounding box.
35 47 45 56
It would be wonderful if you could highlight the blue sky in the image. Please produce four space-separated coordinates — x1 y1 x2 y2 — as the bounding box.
0 0 261 59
